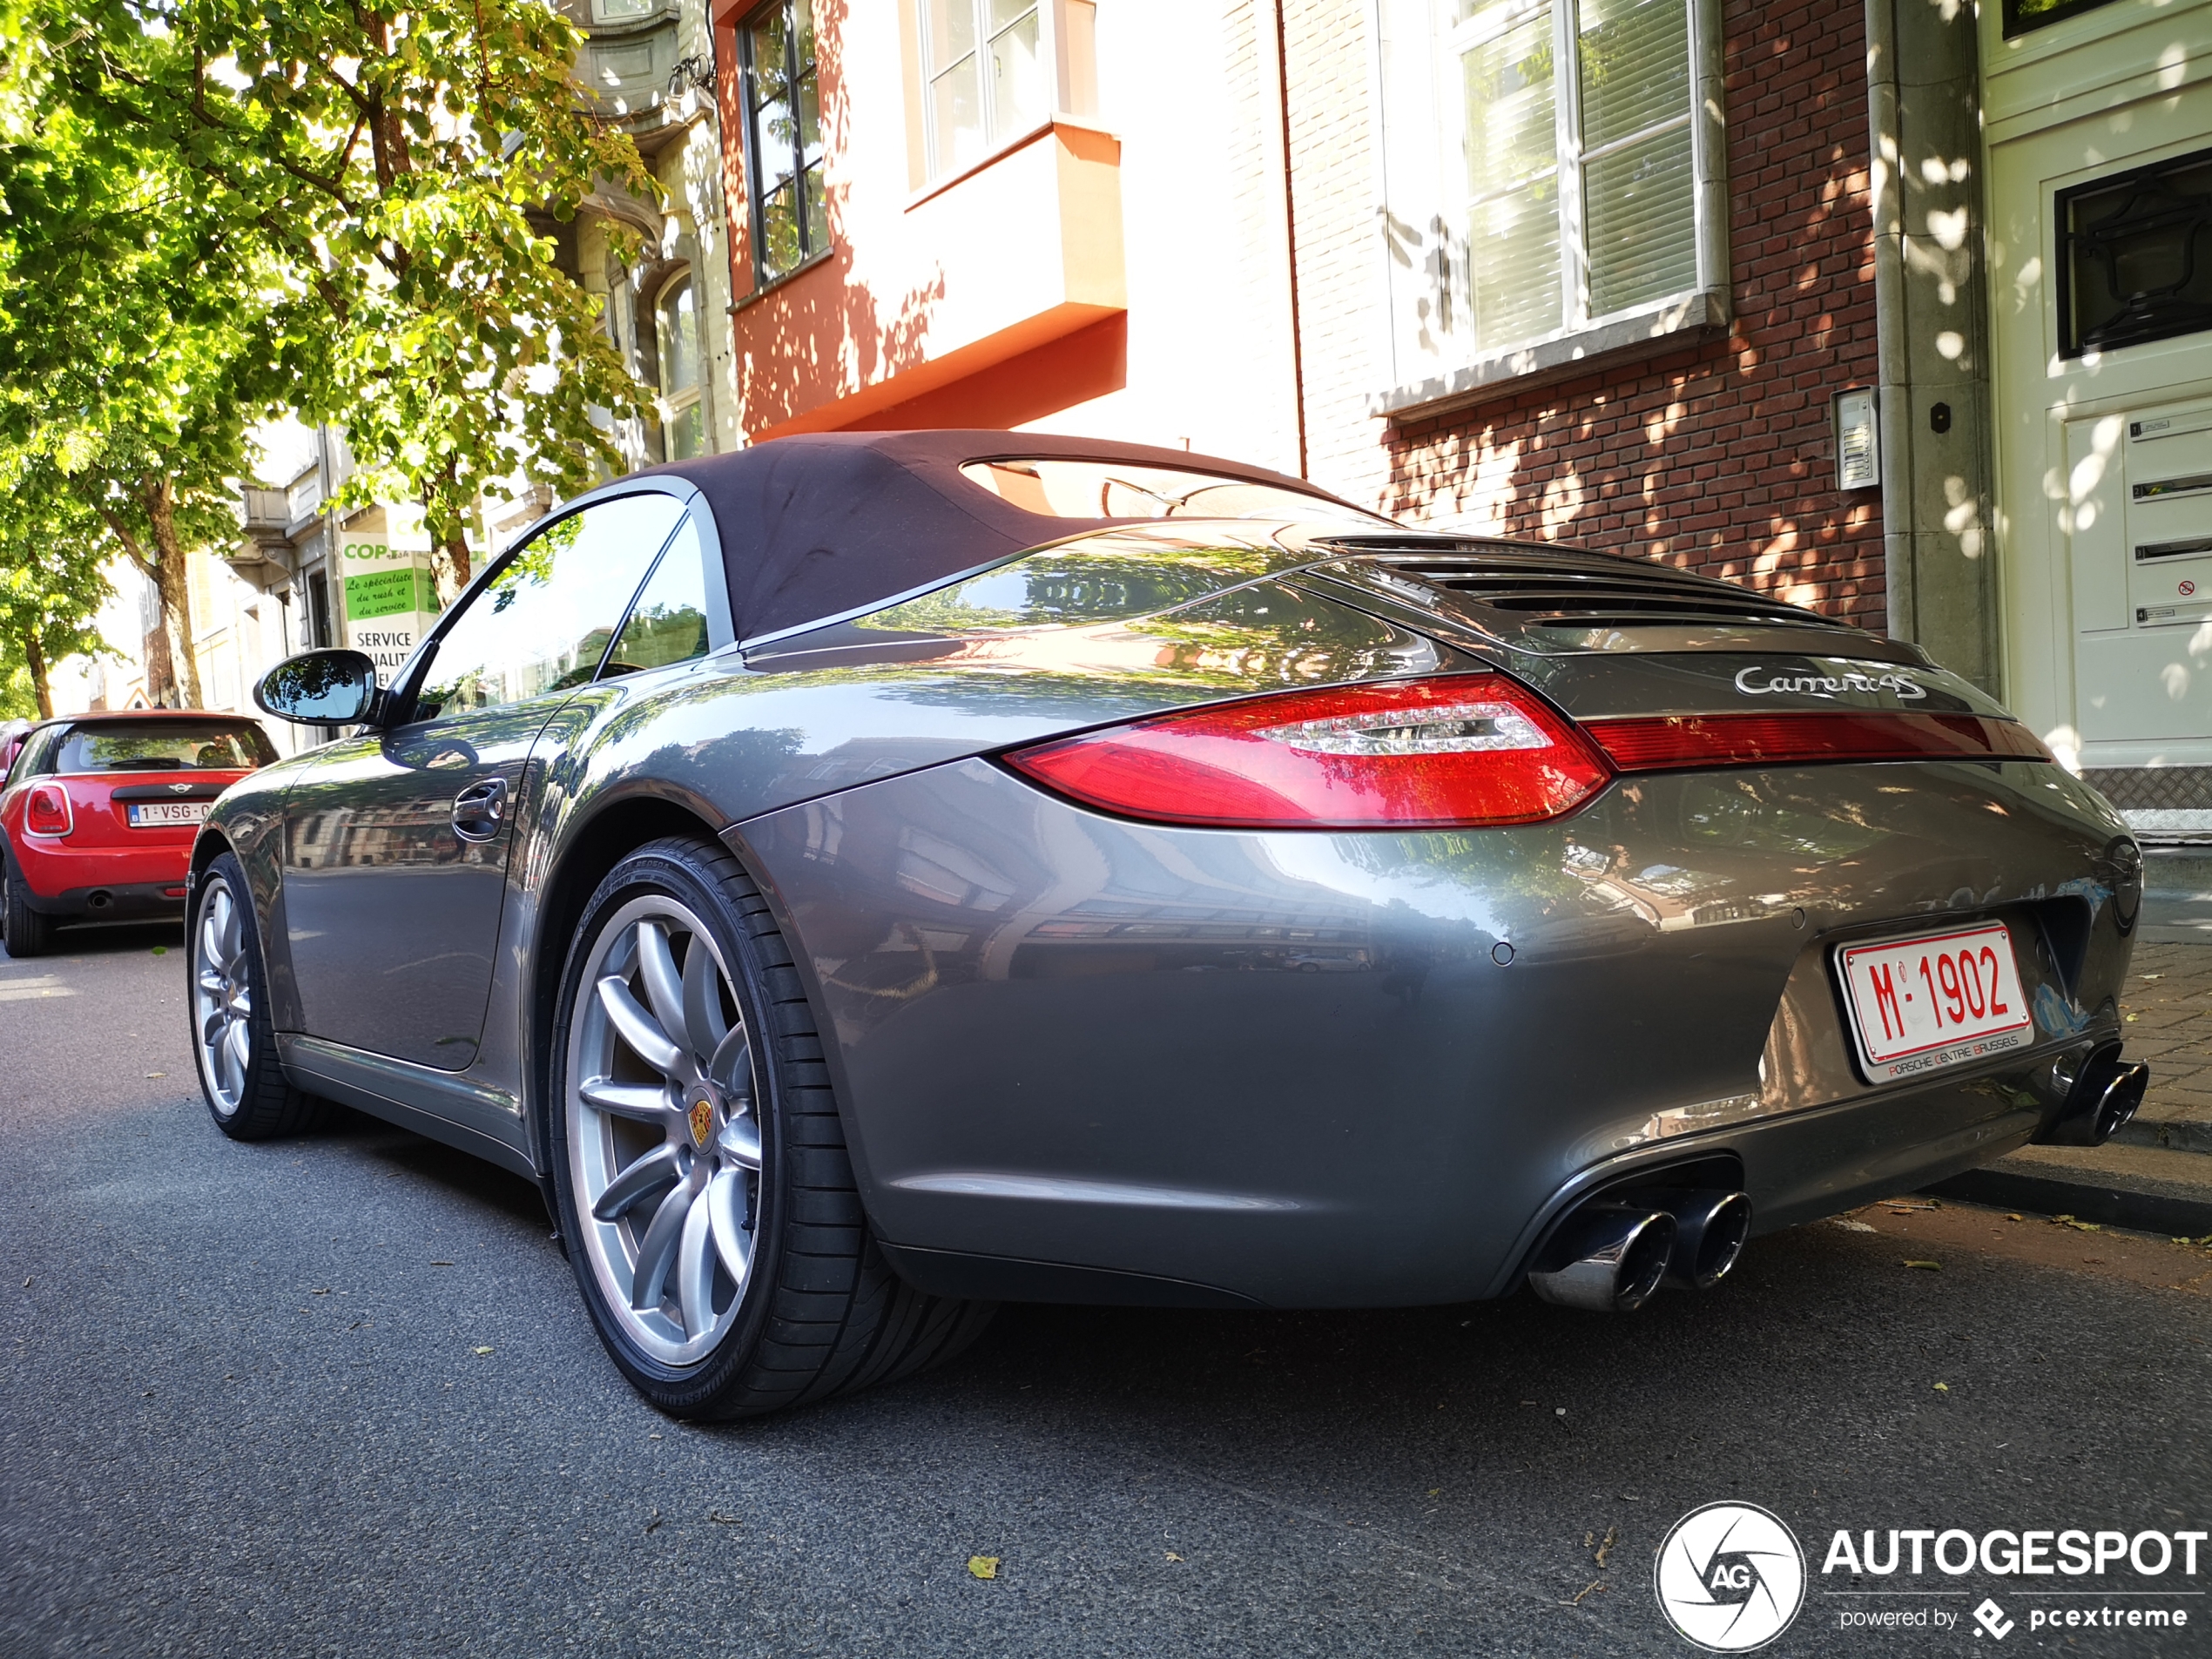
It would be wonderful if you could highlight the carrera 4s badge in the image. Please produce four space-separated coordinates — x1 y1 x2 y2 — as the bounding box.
1734 664 1927 699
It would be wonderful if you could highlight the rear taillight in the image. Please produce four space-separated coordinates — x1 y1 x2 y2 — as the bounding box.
1583 711 2054 772
24 782 72 836
1001 675 1611 828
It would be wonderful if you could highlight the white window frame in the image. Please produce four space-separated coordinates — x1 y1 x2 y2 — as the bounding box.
1373 0 1730 416
651 269 707 461
913 0 1094 186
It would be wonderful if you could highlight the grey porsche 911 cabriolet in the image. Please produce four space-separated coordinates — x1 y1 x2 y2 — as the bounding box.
192 430 2148 1419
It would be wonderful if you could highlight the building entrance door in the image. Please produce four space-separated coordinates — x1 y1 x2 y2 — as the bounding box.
1982 0 2212 838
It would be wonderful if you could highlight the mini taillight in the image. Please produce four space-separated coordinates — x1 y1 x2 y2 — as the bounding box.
24 781 72 836
1001 675 1612 828
1583 711 2054 772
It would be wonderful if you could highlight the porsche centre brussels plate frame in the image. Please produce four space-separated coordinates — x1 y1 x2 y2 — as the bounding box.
1833 921 2034 1083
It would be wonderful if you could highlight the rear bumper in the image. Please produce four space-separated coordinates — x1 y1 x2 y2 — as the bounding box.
11 837 193 917
738 755 2141 1308
22 878 190 920
874 1067 2061 1309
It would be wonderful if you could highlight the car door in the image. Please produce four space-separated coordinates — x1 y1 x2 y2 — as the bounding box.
280 490 690 1069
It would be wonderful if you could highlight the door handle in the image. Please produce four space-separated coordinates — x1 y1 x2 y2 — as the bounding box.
451 777 508 842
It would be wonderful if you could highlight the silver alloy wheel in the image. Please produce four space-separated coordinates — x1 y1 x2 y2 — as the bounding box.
566 894 761 1366
192 877 252 1117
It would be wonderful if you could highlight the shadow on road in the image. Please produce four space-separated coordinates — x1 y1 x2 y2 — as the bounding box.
320 1107 551 1229
17 918 183 958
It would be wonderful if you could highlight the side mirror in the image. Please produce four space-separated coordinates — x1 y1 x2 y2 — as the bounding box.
255 649 381 725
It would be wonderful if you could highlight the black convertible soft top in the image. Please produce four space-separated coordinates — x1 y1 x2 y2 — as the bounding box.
638 428 1353 644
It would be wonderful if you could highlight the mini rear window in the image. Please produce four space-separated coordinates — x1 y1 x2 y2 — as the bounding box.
56 721 277 773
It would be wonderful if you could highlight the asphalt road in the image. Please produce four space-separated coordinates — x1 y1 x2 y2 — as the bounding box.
4 921 2210 1658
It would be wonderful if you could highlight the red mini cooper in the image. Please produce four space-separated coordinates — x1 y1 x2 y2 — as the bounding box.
1 710 278 957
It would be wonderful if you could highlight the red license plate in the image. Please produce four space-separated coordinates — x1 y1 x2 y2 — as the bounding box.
1836 923 2034 1082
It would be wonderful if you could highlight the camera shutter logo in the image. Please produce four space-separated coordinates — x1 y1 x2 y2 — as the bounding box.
1654 1502 1806 1651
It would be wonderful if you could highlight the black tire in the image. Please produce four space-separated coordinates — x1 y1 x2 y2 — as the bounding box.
188 853 327 1140
550 835 995 1419
2 846 55 958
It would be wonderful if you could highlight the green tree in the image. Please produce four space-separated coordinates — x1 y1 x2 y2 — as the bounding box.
139 0 653 600
4 0 654 667
0 11 283 706
0 457 117 719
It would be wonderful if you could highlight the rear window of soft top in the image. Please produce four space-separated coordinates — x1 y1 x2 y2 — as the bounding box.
55 720 277 773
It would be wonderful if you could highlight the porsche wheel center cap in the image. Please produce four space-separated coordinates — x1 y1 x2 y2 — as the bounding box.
685 1085 719 1148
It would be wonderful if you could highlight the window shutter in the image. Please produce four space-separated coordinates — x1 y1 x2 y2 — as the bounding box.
1462 3 1564 349
1578 0 1696 317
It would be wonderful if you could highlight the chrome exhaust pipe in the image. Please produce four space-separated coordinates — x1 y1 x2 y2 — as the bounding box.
1618 1188 1754 1290
1527 1205 1676 1312
2036 1043 2149 1148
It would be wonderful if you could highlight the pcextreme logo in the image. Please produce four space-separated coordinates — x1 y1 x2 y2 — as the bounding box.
1654 1502 1807 1652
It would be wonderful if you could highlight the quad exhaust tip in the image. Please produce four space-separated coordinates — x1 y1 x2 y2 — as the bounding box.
2036 1043 2149 1148
1633 1187 1754 1291
1527 1187 1752 1312
1526 1204 1677 1313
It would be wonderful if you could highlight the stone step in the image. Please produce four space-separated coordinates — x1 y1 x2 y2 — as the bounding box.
1925 1141 2212 1238
2139 854 2212 941
2142 850 2212 898
2112 1112 2212 1156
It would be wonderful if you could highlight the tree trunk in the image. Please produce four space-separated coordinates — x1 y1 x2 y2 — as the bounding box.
95 478 200 709
142 477 203 708
143 623 176 707
24 629 51 719
430 530 471 609
424 467 470 608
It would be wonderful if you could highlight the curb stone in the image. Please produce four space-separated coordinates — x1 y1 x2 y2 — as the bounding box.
1923 1143 2212 1238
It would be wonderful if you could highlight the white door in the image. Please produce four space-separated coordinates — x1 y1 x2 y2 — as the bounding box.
2064 395 2212 750
1983 0 2212 773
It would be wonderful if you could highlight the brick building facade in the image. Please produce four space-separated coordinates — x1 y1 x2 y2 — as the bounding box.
706 0 1887 620
703 0 2212 829
1366 3 1885 627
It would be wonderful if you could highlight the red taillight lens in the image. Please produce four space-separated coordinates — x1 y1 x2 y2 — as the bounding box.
24 782 72 836
1583 711 2054 772
1002 675 1612 828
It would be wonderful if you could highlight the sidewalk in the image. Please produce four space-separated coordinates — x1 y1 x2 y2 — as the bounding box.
2109 934 2212 1155
1925 853 2212 1234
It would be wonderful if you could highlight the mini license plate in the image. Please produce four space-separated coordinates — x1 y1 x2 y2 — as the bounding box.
1836 922 2034 1082
127 799 208 827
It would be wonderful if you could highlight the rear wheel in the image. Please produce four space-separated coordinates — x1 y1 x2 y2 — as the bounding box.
550 836 993 1419
2 848 54 958
190 853 325 1139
